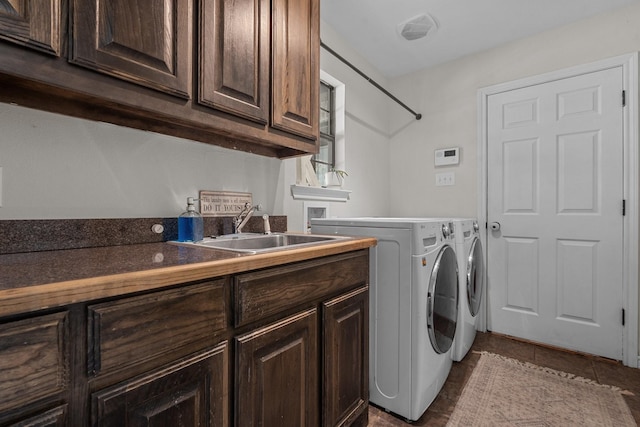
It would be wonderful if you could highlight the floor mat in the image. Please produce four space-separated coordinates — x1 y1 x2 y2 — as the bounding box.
447 351 636 426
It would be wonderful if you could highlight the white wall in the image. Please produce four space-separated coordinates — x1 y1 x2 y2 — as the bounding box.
388 1 640 218
387 2 640 362
279 20 394 231
8 4 637 224
0 104 281 219
0 19 393 225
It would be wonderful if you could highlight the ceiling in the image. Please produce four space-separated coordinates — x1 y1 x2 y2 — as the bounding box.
321 0 638 78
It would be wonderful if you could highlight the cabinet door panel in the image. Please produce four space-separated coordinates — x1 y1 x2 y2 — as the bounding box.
199 0 269 123
236 309 318 426
271 0 319 140
0 311 68 413
0 0 60 55
323 286 369 426
92 343 229 427
71 0 192 98
8 404 68 427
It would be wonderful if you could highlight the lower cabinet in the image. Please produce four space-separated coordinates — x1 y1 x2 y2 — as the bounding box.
91 343 229 427
233 250 370 427
0 249 369 426
235 287 369 427
8 405 68 427
323 287 369 427
236 309 319 426
0 312 69 426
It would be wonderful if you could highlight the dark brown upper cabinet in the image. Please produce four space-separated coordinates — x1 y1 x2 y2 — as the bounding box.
0 0 319 158
271 0 319 139
200 0 319 140
199 0 270 123
70 0 192 99
0 0 61 56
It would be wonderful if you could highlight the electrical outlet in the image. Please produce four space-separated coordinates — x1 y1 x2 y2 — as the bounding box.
436 172 455 186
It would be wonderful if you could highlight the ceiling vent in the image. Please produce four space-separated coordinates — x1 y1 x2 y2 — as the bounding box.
397 13 438 41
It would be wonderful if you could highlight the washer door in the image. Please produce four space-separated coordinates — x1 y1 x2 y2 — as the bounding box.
466 237 484 317
427 245 458 354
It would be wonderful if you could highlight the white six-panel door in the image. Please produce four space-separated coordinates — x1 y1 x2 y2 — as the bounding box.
487 66 624 360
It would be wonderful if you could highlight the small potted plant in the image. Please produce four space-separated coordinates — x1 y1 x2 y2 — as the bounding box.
327 168 348 188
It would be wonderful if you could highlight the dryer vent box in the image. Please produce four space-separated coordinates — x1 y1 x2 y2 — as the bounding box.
434 147 459 166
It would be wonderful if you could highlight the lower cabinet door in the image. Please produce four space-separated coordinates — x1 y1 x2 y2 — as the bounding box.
0 311 69 416
235 309 318 427
323 286 369 427
91 342 229 427
8 404 68 427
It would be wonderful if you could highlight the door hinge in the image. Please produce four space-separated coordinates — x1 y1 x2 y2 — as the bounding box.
623 90 626 107
622 308 626 326
623 199 626 216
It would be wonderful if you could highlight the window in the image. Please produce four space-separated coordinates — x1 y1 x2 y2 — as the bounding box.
312 81 335 186
291 70 346 201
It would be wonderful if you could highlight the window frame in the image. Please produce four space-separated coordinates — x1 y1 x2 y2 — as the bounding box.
317 71 345 185
291 70 347 201
312 80 337 184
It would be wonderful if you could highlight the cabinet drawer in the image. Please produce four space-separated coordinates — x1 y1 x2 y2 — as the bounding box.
234 250 368 327
88 280 228 376
0 312 69 413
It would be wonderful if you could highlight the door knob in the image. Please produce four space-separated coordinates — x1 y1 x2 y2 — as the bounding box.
490 222 501 231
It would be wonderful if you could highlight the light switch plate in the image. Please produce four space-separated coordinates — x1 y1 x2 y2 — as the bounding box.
436 172 455 186
0 166 3 207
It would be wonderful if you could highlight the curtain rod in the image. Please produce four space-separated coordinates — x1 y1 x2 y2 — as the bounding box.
320 40 422 120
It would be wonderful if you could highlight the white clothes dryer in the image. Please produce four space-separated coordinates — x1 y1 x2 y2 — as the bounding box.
450 218 485 362
311 217 459 421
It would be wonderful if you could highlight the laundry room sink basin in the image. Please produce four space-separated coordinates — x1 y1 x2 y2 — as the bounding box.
171 233 348 254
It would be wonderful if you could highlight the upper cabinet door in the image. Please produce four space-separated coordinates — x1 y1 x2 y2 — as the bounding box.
0 0 61 56
271 0 319 140
199 0 269 123
70 0 192 98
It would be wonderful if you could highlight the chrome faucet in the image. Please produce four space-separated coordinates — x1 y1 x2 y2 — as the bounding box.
262 214 271 235
233 203 261 233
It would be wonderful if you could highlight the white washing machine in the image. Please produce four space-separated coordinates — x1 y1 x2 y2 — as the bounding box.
450 218 485 362
311 217 458 421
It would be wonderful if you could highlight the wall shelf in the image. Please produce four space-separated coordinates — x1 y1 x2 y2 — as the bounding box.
290 185 351 202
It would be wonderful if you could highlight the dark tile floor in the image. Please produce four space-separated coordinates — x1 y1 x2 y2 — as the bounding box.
368 332 640 426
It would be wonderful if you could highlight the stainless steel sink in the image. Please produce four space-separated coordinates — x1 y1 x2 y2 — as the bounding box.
171 233 348 254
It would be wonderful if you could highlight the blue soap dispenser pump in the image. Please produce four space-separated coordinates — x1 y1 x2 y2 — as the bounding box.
178 197 204 242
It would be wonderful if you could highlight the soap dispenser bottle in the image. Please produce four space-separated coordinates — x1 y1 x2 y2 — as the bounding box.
178 197 204 242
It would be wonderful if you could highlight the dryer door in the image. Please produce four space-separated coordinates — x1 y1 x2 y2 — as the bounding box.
427 245 458 354
467 237 485 317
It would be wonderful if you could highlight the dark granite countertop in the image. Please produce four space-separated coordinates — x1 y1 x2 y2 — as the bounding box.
0 242 242 289
0 237 377 318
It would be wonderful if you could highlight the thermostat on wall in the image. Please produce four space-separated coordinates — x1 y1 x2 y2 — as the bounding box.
434 147 460 166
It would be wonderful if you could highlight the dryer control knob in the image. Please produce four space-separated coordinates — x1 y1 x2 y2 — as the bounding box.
442 223 451 238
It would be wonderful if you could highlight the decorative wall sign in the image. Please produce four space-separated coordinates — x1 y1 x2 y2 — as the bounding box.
199 191 253 217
